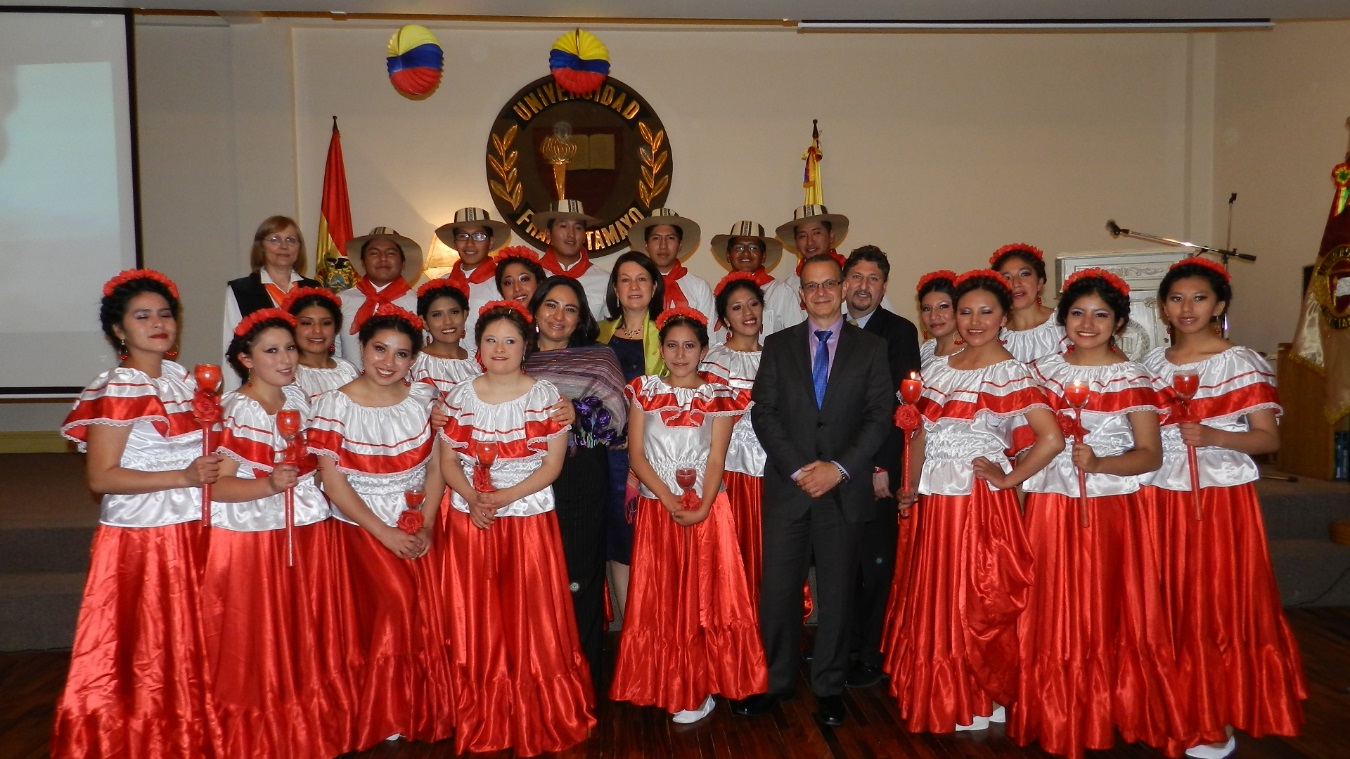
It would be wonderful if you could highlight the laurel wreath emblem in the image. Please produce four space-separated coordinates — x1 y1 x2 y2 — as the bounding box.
637 121 670 209
488 125 523 209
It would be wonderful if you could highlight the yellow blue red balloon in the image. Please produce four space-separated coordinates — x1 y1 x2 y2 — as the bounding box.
386 25 443 98
549 29 610 96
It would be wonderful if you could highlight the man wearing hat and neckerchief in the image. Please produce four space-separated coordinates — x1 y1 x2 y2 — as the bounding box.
627 208 715 327
532 199 610 318
776 205 893 315
337 226 422 367
433 208 511 344
710 221 802 337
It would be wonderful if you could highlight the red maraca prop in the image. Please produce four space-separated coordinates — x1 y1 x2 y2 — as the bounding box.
893 372 924 521
1063 379 1092 528
675 467 699 510
276 410 302 566
472 441 499 492
1172 370 1203 521
192 364 224 526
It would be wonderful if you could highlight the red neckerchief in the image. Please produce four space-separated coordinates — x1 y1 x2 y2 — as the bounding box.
662 261 689 310
746 266 775 287
795 249 846 276
540 246 593 278
445 259 497 292
349 276 412 334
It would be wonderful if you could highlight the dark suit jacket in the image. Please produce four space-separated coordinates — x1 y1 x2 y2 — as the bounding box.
751 320 894 524
859 307 922 483
227 271 321 317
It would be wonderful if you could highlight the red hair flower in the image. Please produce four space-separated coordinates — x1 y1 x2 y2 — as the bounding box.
713 271 760 297
954 268 1012 292
233 307 297 338
397 508 424 535
103 269 180 299
493 245 540 263
655 306 708 331
915 269 958 294
988 243 1045 266
478 299 533 323
1169 255 1231 282
379 305 425 333
281 286 340 312
1063 267 1130 297
417 278 468 301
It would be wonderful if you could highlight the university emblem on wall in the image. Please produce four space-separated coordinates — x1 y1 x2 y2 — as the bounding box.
485 75 672 258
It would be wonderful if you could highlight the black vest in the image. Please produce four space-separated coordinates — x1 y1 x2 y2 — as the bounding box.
227 271 321 317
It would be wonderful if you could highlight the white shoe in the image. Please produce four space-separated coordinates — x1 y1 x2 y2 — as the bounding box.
989 704 1006 723
672 694 716 724
1185 731 1236 759
385 734 403 742
955 715 991 732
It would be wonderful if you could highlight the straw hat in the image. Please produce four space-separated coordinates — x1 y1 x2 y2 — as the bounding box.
626 208 702 261
433 207 511 253
774 204 850 257
345 227 424 284
709 221 785 272
531 199 600 230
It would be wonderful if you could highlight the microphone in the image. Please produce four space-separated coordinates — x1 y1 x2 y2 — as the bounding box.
1105 219 1123 237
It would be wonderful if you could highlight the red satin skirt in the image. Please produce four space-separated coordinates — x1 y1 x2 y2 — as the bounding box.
610 493 768 712
723 471 763 611
335 519 454 749
51 521 221 759
443 508 595 757
200 521 358 759
882 488 1034 732
1009 493 1185 758
880 501 920 655
1146 484 1306 753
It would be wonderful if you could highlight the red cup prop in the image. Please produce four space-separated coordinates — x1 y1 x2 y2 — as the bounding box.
893 372 924 521
1063 379 1092 528
192 364 224 526
472 441 499 492
675 467 699 510
276 410 302 566
1172 370 1203 521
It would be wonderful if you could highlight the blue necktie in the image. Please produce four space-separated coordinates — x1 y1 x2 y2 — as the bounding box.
813 330 832 408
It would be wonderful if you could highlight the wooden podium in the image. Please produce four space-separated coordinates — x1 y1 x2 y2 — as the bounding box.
1276 344 1349 480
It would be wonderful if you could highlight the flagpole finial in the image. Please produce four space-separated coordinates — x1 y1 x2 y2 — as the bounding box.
332 115 338 131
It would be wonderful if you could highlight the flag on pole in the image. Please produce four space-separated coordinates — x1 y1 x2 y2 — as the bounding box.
316 117 355 293
802 119 824 206
1290 154 1350 423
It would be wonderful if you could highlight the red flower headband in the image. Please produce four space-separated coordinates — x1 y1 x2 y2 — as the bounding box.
988 243 1045 266
103 269 180 299
1063 267 1130 297
795 250 847 277
416 278 468 301
713 271 761 297
655 306 708 331
494 245 541 263
954 268 1013 291
478 299 533 323
915 269 958 294
372 305 425 333
1169 255 1231 282
233 307 297 338
281 286 340 312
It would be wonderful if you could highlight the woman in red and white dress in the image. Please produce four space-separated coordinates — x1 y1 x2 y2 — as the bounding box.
990 243 1068 363
205 308 355 759
1009 270 1181 758
1143 257 1305 759
307 307 452 750
437 301 594 756
283 286 358 401
410 279 480 394
53 269 223 758
915 269 961 370
611 308 767 725
699 272 767 606
883 270 1064 734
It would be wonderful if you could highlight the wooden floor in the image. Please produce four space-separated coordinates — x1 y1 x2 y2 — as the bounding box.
3 609 1346 759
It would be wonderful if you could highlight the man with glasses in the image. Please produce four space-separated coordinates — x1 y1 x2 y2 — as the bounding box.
740 253 893 727
709 220 803 337
434 207 512 342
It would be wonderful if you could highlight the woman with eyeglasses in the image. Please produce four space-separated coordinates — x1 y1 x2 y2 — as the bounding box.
223 215 320 389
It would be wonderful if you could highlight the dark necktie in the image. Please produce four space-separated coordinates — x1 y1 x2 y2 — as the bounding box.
813 330 832 408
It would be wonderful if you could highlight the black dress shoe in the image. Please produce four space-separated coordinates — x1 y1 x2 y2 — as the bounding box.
814 694 845 727
732 691 793 717
845 662 886 689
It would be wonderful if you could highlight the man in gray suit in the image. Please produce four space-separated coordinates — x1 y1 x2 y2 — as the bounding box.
737 253 894 727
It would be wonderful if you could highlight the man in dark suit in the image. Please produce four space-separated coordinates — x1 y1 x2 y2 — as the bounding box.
738 253 894 727
839 245 922 688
